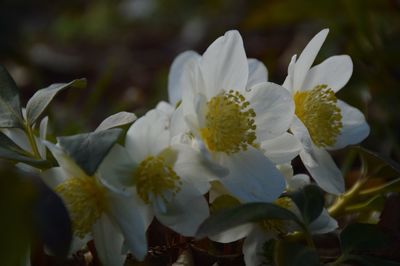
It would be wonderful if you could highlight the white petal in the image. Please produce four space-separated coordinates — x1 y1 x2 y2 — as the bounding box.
282 54 297 92
290 117 315 166
2 128 30 152
44 141 88 178
155 101 175 117
125 109 170 162
260 132 302 164
309 209 338 234
38 116 48 158
243 227 274 266
98 144 135 193
219 146 286 203
300 147 344 195
247 58 268 89
200 30 249 97
301 55 353 92
108 193 153 261
330 100 370 150
155 185 209 236
286 174 310 191
69 235 91 256
210 223 254 243
294 29 329 91
170 105 190 139
40 167 68 189
168 51 201 106
92 215 125 266
246 82 294 141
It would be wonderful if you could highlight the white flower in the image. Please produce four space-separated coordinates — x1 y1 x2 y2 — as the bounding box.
99 109 213 258
41 142 142 265
283 29 370 194
170 30 300 202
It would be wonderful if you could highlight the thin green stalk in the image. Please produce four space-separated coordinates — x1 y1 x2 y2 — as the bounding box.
25 122 41 159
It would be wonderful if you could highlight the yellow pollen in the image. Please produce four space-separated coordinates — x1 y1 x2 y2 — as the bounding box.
294 85 342 147
55 177 108 238
260 197 292 233
200 90 257 154
134 155 181 204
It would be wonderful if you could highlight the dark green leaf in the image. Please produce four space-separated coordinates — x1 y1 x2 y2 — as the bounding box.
340 223 390 254
95 111 137 132
288 185 324 225
0 65 23 128
196 202 301 239
0 132 51 169
346 255 400 266
26 78 86 125
276 241 319 266
57 128 122 176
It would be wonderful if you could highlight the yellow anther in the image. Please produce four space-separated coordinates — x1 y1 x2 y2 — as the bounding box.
134 154 181 204
294 85 342 147
55 177 108 238
200 90 257 154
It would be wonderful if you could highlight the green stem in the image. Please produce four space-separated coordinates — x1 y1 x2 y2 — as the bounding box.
25 122 41 159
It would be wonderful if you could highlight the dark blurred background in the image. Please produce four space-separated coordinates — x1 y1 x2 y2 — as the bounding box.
1 0 400 264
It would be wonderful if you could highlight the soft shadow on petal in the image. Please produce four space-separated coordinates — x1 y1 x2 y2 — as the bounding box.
301 55 353 93
156 101 175 117
243 227 274 266
246 58 268 89
261 132 301 164
210 223 254 243
92 215 125 266
286 174 310 191
40 167 68 189
108 193 153 261
247 82 294 141
293 29 329 91
329 100 370 150
282 54 297 92
200 30 249 98
309 209 338 234
219 146 286 203
168 51 200 106
300 147 344 195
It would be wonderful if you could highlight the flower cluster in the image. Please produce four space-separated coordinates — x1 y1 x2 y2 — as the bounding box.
3 29 370 265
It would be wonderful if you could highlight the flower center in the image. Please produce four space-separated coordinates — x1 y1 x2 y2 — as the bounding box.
294 85 342 147
259 197 292 233
55 177 107 238
134 155 181 204
200 90 257 154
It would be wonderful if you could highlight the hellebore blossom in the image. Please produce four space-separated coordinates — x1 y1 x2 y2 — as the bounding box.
283 29 370 194
99 109 214 260
169 30 301 203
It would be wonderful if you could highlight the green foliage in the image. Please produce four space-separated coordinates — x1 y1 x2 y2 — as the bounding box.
57 128 122 176
95 111 137 132
26 78 87 126
275 241 320 266
196 202 301 239
288 185 325 225
0 65 23 128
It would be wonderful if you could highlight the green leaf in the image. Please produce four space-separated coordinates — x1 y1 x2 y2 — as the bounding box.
26 78 86 125
95 111 137 132
353 146 400 178
276 241 320 266
0 65 23 128
196 202 301 239
0 132 51 169
57 128 122 176
288 185 324 225
340 223 390 254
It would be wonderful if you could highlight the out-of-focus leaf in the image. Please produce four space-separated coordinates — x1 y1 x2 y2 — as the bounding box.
347 255 400 266
57 128 122 176
196 202 301 239
95 111 137 132
275 241 319 266
0 65 23 128
288 185 324 225
210 194 241 214
353 146 400 178
32 176 72 258
26 78 87 126
340 223 390 254
345 194 386 213
172 250 194 266
0 132 51 169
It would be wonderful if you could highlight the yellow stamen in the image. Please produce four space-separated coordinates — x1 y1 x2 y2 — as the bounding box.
260 197 293 233
294 85 342 147
200 90 257 154
55 177 108 238
134 154 181 204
